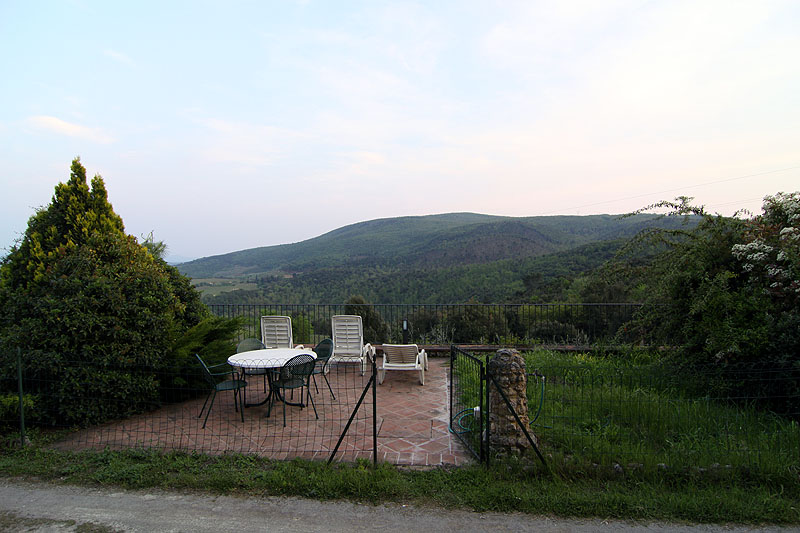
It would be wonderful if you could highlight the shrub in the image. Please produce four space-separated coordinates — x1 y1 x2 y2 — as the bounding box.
345 295 389 343
0 159 238 426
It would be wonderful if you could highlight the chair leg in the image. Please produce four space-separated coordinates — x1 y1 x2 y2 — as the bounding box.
202 390 217 429
307 381 318 420
420 366 424 385
266 386 274 418
323 374 335 400
199 391 212 419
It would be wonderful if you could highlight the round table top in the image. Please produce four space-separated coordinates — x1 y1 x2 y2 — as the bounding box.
227 347 316 369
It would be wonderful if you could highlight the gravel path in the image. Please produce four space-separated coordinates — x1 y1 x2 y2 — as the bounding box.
0 479 797 532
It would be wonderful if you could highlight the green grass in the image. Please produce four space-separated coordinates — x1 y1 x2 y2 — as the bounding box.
520 350 800 481
192 278 258 297
0 445 798 524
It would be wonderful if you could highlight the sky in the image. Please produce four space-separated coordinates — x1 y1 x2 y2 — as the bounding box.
1 1 798 262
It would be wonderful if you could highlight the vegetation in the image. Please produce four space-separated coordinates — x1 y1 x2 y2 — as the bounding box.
0 158 239 427
577 195 800 414
0 444 797 524
181 214 692 304
522 349 799 478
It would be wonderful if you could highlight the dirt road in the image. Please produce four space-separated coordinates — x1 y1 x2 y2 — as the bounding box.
0 479 796 532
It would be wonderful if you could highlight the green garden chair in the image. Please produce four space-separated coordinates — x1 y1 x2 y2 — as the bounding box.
196 354 248 429
310 338 335 401
268 354 318 427
237 337 267 393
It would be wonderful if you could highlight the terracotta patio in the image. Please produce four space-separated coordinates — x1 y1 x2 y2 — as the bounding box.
52 357 473 467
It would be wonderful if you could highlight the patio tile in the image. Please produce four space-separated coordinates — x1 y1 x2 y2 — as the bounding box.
52 357 472 467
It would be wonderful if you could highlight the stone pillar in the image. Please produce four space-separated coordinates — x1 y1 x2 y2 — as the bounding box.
487 348 535 456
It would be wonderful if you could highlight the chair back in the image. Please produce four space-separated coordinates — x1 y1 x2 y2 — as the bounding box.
331 315 363 357
312 338 334 362
237 338 265 353
195 354 217 387
382 344 420 365
277 354 316 388
261 316 293 348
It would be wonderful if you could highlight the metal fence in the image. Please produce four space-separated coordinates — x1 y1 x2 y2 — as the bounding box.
209 303 644 346
451 347 800 475
2 348 378 463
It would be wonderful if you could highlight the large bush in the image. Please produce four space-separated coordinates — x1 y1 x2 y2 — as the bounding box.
0 159 237 426
345 295 389 343
608 195 800 413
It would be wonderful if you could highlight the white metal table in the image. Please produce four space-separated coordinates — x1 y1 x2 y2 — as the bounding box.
227 348 317 409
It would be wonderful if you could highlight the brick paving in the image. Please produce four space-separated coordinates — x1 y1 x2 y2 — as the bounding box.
53 357 473 467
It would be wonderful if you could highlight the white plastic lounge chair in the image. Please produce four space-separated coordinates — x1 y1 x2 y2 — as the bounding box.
378 344 428 385
331 315 374 374
260 316 302 349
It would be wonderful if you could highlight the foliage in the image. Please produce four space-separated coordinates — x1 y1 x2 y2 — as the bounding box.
344 296 388 343
599 195 800 413
521 349 800 478
445 303 509 343
0 159 237 426
1 158 125 290
189 214 692 304
0 393 38 428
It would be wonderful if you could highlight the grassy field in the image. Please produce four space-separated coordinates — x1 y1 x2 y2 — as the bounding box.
191 278 258 297
525 350 800 479
452 349 800 482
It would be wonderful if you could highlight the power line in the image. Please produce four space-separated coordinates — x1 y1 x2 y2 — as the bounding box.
540 166 799 215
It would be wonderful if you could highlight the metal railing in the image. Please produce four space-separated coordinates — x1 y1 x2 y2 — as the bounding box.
209 303 645 347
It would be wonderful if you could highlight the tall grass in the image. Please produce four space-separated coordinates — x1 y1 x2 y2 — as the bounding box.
524 349 800 480
451 348 799 482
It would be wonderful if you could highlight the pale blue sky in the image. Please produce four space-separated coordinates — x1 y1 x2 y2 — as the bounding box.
2 0 798 261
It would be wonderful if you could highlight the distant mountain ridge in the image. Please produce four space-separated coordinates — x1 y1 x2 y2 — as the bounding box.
179 212 690 286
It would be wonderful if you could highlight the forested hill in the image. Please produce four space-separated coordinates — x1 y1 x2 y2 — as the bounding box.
178 213 694 304
179 213 684 278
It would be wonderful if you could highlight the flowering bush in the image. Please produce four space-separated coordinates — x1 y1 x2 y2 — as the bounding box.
732 192 800 305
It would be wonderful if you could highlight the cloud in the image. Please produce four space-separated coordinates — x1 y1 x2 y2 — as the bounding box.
103 49 135 67
192 117 307 169
26 115 115 144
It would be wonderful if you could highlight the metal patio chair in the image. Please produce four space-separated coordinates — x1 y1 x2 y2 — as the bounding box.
268 354 318 427
310 338 335 401
195 353 247 429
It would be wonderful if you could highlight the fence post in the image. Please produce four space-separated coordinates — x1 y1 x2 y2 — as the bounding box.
481 355 488 466
17 347 27 448
372 352 377 467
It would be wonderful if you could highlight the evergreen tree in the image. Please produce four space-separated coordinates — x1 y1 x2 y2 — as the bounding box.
0 159 237 426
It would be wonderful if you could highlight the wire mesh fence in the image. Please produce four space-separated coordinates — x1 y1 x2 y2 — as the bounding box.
451 347 800 475
2 352 377 463
449 346 485 462
528 361 800 473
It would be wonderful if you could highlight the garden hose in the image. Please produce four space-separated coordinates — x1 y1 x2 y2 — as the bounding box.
529 373 552 429
449 408 477 435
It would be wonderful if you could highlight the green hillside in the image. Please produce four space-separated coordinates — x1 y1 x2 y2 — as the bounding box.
179 212 693 304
